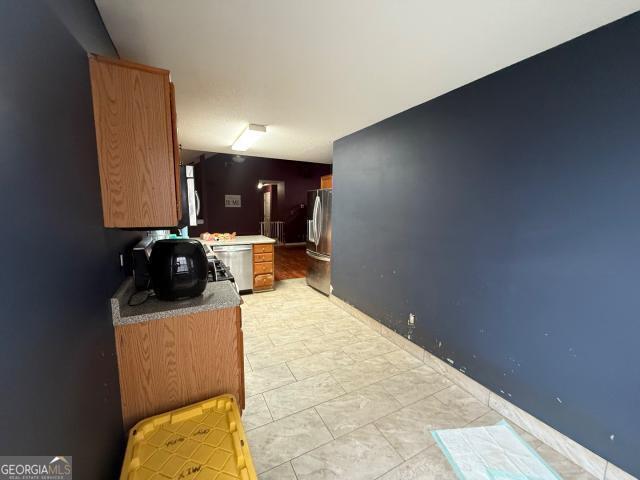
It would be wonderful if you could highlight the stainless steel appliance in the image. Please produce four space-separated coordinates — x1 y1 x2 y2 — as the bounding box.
132 236 155 290
210 244 253 292
179 165 202 227
306 188 332 295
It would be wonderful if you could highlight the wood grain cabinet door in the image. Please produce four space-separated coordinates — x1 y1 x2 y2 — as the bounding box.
320 175 332 189
89 55 178 228
114 307 244 431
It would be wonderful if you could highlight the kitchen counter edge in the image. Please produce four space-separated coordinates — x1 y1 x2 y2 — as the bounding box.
195 235 276 247
111 277 242 326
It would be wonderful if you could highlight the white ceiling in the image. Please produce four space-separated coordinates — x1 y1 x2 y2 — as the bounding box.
96 0 639 164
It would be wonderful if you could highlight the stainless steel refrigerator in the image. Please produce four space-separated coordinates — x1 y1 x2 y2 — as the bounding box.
306 189 332 295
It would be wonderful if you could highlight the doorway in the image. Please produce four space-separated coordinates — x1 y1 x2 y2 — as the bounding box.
263 186 272 224
258 180 285 244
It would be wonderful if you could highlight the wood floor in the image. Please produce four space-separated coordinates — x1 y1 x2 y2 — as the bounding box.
275 245 307 281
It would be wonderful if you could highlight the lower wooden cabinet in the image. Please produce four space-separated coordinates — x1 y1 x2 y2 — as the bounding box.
253 243 275 291
114 306 244 431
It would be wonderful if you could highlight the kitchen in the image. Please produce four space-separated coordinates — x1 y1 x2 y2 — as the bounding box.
2 2 640 480
88 46 338 478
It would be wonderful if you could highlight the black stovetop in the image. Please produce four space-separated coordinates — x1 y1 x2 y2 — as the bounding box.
207 256 235 283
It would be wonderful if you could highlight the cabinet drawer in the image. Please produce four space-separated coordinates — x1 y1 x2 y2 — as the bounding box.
254 243 273 254
254 252 273 263
254 274 273 288
254 261 273 275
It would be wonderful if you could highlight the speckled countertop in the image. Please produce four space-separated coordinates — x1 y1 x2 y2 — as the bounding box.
111 277 241 326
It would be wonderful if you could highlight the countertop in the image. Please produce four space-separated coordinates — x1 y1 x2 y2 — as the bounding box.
111 277 242 326
196 235 276 247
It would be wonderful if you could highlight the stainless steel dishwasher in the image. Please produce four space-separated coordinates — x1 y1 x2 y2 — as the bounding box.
211 244 253 292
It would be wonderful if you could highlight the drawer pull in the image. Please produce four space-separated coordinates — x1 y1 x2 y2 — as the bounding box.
254 252 273 263
253 244 273 254
254 262 273 274
254 274 273 288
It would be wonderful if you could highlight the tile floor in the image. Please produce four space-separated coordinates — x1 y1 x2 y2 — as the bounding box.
241 279 595 479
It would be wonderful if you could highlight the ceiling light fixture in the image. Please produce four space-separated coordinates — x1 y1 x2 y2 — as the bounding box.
232 124 266 151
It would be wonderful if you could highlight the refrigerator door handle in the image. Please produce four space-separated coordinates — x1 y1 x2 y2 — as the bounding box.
315 197 323 246
312 195 321 247
307 219 314 242
306 249 330 261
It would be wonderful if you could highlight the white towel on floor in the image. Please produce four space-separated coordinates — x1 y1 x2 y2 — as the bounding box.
432 421 561 480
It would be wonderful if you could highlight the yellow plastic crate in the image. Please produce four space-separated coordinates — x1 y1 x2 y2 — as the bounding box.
120 394 257 480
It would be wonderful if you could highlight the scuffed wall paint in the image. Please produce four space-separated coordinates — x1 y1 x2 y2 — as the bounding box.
332 12 640 476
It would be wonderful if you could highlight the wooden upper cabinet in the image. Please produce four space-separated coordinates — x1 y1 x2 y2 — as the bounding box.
169 82 181 218
89 54 179 228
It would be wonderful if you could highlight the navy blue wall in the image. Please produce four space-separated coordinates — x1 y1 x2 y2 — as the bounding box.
333 13 640 475
0 1 138 477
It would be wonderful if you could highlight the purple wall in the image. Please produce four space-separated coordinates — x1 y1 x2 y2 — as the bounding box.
193 153 331 242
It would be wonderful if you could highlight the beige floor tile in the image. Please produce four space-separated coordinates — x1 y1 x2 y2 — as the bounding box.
330 356 401 392
287 349 355 380
248 341 313 370
244 322 290 338
259 462 297 480
536 443 597 479
244 335 275 354
246 408 332 474
466 410 542 447
315 318 363 335
605 463 638 480
291 424 402 480
264 373 346 420
445 363 492 405
348 324 383 339
245 363 297 397
315 383 402 438
342 337 398 362
378 365 452 406
287 316 325 329
380 326 425 360
375 395 468 459
303 331 359 354
433 385 491 423
245 283 599 480
383 349 424 371
464 408 503 426
243 394 273 431
378 444 457 480
269 325 324 346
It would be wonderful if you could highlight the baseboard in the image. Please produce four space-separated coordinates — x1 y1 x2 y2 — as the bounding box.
329 294 637 480
281 242 305 247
